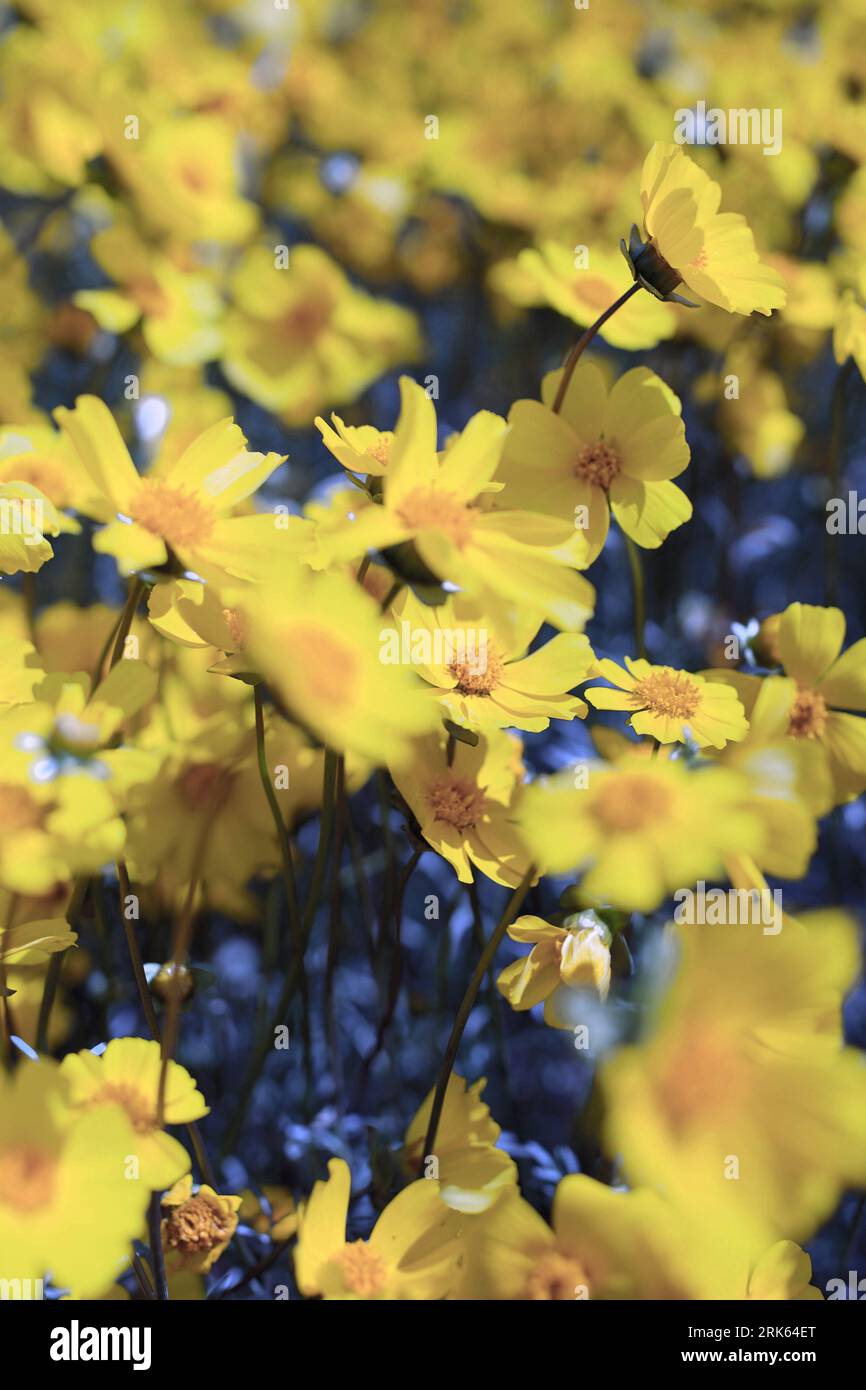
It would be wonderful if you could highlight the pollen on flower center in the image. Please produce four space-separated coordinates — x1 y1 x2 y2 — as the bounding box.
397 488 476 546
0 782 43 832
333 1239 388 1296
593 773 672 832
283 296 333 343
523 1249 589 1300
659 1026 741 1136
366 438 391 468
631 669 700 720
0 1144 57 1211
129 478 215 551
163 1194 234 1254
178 762 236 812
222 607 248 650
449 648 503 695
787 686 828 739
427 774 486 831
88 1082 155 1134
689 247 709 270
573 440 621 488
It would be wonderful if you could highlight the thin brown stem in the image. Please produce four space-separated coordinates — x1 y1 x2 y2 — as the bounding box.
552 282 642 415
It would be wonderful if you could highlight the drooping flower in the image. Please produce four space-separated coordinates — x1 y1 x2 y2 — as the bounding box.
627 142 787 315
497 363 691 564
497 911 612 1026
160 1175 242 1274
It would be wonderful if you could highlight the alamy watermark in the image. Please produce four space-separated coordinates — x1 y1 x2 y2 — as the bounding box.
379 620 488 670
673 881 783 935
674 101 782 157
0 495 45 545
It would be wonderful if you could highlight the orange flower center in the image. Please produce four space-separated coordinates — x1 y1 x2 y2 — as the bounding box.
365 438 392 468
630 669 701 721
0 783 44 833
523 1248 590 1300
291 623 359 707
86 1081 155 1134
163 1193 235 1255
449 647 503 695
573 275 617 311
593 773 672 832
0 1144 57 1211
689 247 709 271
129 277 171 319
0 457 69 505
427 774 486 831
177 762 236 812
283 296 333 343
129 479 215 552
573 441 621 488
333 1240 388 1296
787 686 828 739
396 488 476 547
657 1023 742 1137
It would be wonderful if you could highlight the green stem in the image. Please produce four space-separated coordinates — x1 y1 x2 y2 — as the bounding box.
552 283 641 415
624 532 647 660
110 576 145 670
36 877 89 1053
148 1193 169 1300
422 865 535 1162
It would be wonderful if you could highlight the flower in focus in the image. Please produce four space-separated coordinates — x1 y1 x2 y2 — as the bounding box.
294 1157 460 1300
497 911 612 1026
497 363 691 564
54 396 288 582
391 728 533 888
160 1175 242 1274
402 1075 518 1214
585 656 748 749
389 589 594 733
60 1037 208 1189
325 376 595 631
632 142 787 315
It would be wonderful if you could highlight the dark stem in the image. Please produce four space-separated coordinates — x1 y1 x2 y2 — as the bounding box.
552 282 642 415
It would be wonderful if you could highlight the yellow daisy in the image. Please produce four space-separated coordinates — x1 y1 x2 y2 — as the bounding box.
585 656 748 749
497 912 612 1026
402 1074 518 1214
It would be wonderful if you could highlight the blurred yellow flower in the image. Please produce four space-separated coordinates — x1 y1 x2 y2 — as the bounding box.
402 1074 517 1214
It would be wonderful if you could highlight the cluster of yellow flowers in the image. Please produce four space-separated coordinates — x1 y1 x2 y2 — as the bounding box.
1 0 865 1304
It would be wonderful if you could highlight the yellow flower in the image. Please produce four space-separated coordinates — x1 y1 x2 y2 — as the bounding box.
389 589 594 734
54 396 287 582
160 1175 242 1274
497 363 691 564
222 244 421 425
294 1158 460 1300
402 1075 517 1214
491 242 677 350
0 629 43 708
585 657 748 749
497 912 612 1026
0 421 97 532
0 1061 147 1298
0 916 76 968
315 414 394 479
746 1242 823 1302
60 1037 208 1190
458 1176 692 1301
711 602 866 804
633 143 786 315
519 754 762 913
601 911 866 1243
326 377 595 631
391 729 534 888
238 1186 298 1243
244 567 438 767
75 220 223 367
0 481 60 575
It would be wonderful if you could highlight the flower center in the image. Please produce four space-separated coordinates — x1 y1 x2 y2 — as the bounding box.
1 457 69 505
427 774 486 831
87 1082 155 1134
396 488 476 546
177 762 236 812
0 1144 57 1211
222 607 248 650
573 441 621 488
523 1249 590 1300
332 1240 388 1297
787 686 828 739
449 647 503 695
129 277 171 319
365 437 392 468
163 1193 235 1254
658 1024 742 1137
689 247 709 271
129 479 215 552
283 296 333 343
573 275 617 311
290 623 359 707
593 773 672 832
0 783 44 833
630 669 701 720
